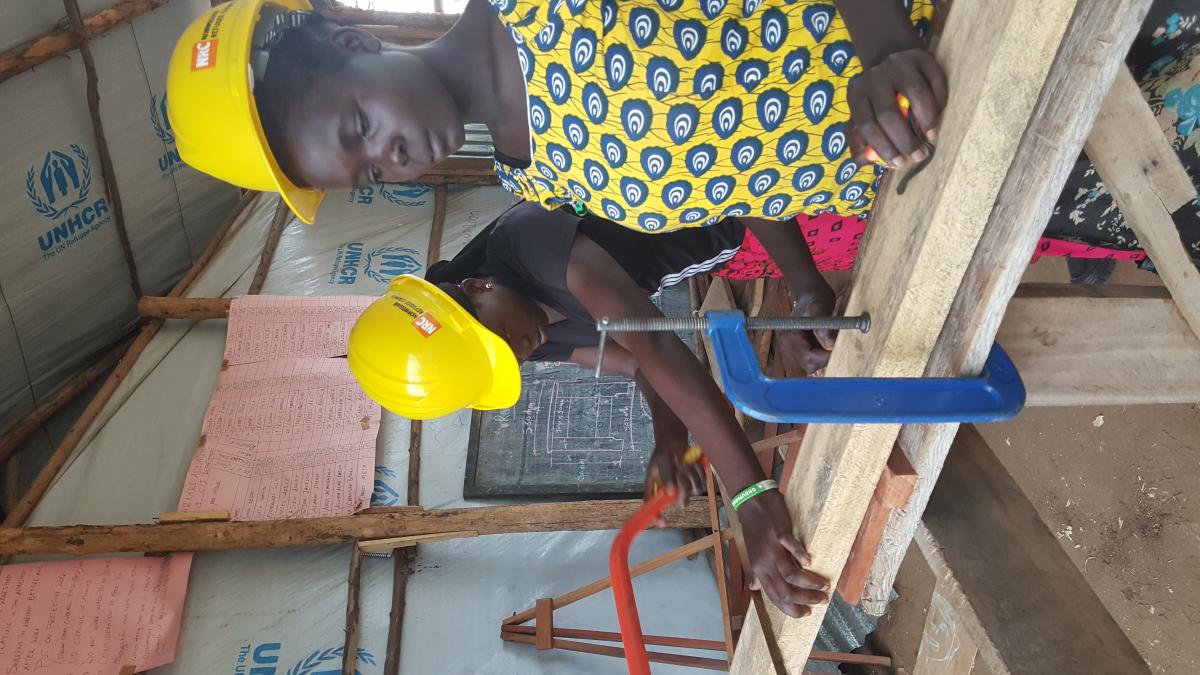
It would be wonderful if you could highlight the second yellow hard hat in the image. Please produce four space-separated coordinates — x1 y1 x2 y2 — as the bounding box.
348 276 521 420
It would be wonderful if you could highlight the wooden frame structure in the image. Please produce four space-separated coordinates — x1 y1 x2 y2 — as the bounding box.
4 2 1200 674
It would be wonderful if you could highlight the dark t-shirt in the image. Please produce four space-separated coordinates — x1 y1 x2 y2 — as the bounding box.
480 203 745 361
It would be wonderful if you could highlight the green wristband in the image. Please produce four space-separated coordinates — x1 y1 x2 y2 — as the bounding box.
731 480 778 511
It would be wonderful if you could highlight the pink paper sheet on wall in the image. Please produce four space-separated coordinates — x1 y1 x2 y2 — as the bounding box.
178 358 380 521
0 554 191 674
222 295 375 366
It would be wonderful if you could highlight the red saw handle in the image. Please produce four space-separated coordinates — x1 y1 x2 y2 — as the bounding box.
611 447 707 675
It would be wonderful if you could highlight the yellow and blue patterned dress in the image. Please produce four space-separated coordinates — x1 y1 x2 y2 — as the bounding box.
487 0 933 233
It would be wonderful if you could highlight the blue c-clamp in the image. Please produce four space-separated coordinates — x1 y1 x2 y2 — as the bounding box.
595 311 1025 424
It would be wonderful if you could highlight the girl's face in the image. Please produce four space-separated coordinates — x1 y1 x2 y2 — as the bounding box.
281 34 465 189
461 279 549 363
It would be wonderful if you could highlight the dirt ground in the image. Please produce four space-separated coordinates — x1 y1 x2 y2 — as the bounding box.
976 404 1200 675
864 260 1199 674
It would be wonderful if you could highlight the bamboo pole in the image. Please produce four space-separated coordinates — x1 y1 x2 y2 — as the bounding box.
0 337 129 466
0 0 171 86
1 191 259 528
248 200 292 295
0 499 713 557
64 0 141 298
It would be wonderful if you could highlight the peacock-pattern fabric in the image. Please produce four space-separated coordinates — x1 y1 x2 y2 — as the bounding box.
486 0 934 233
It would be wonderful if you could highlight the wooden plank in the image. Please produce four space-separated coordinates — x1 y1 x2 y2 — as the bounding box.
912 577 979 675
999 286 1200 406
705 465 734 664
0 499 713 557
915 425 1150 674
731 0 1149 668
357 530 477 553
502 625 891 666
856 0 1153 616
534 599 553 650
1085 66 1200 339
1 191 260 528
502 632 729 671
342 547 363 675
157 510 229 524
426 185 448 263
504 532 724 625
836 448 916 606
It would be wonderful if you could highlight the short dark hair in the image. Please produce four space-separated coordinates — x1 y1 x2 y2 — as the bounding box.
254 19 349 186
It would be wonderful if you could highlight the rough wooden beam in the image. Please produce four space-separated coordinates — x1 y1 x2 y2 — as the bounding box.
341 546 363 675
0 0 171 85
0 337 128 466
0 499 711 557
916 426 1150 674
1 191 260 528
1000 285 1200 407
64 0 141 298
857 0 1153 616
732 0 1150 668
1085 66 1200 339
248 200 293 295
137 296 230 320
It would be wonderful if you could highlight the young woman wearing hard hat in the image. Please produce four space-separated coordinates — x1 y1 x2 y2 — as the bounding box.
167 0 944 229
349 201 847 618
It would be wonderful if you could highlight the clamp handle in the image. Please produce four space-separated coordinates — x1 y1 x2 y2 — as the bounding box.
705 311 1025 424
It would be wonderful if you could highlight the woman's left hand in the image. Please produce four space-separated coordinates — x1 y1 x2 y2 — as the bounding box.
776 285 837 377
847 47 948 169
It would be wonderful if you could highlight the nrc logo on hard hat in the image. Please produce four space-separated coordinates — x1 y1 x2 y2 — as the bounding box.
365 247 422 284
191 39 217 70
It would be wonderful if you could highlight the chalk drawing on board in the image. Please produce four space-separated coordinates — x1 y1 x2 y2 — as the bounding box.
464 283 694 497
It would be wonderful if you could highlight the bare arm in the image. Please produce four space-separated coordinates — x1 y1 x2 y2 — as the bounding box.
741 217 836 374
565 234 828 617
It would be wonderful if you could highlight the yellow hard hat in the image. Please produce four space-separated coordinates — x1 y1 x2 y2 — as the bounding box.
167 0 324 223
348 275 521 420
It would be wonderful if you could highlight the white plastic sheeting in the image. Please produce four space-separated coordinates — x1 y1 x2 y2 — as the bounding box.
28 187 724 674
0 0 238 445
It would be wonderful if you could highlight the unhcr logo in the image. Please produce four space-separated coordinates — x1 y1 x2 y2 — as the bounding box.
26 144 111 260
151 92 184 176
379 183 431 207
364 246 422 283
346 183 430 207
328 244 422 285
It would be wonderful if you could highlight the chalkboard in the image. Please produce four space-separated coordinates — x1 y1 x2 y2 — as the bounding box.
464 284 695 497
